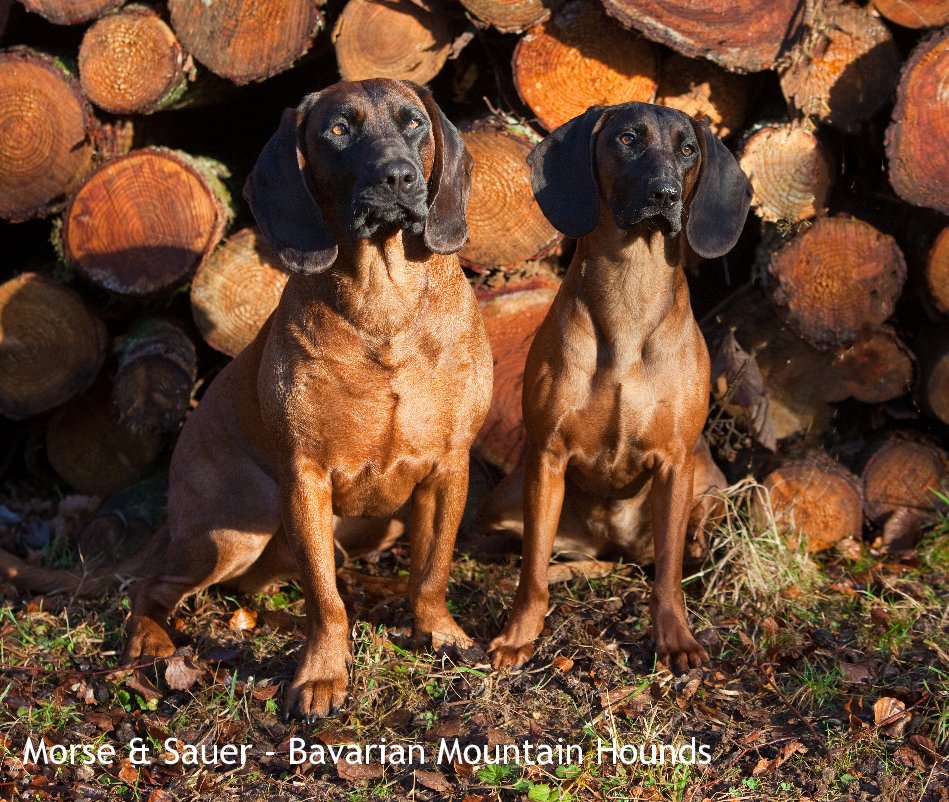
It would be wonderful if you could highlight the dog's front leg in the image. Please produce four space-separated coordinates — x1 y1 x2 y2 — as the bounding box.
408 459 473 650
281 457 350 721
649 452 710 675
490 447 566 669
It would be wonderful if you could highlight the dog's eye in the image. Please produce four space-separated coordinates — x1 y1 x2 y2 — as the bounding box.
331 122 349 136
406 118 422 129
681 142 695 156
619 132 635 146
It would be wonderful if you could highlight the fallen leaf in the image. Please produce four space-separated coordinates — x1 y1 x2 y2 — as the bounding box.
752 739 806 775
839 660 876 685
164 655 205 692
148 791 175 802
873 696 911 737
336 759 384 782
126 671 161 702
228 607 258 631
118 759 139 785
414 769 451 792
894 745 925 770
551 656 574 673
909 734 939 759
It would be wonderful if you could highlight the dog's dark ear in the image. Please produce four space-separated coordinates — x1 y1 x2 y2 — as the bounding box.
412 84 472 254
528 106 603 238
686 119 752 260
244 99 338 274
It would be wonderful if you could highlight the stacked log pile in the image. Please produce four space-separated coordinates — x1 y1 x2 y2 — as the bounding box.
0 0 946 558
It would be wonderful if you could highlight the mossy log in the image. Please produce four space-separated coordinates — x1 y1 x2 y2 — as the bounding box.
333 0 453 84
459 122 559 271
46 382 162 496
0 48 96 222
779 2 900 133
79 4 194 115
599 0 804 73
655 54 749 138
738 122 832 224
513 1 658 131
17 0 123 25
0 273 107 419
765 216 907 348
885 29 949 215
862 436 948 551
190 227 289 357
62 148 231 296
168 0 323 85
112 319 197 432
758 452 864 552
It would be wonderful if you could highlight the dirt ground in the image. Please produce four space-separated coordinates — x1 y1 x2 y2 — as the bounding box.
0 481 947 802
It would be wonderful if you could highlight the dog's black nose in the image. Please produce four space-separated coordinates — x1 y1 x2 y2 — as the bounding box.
649 182 680 209
378 159 418 196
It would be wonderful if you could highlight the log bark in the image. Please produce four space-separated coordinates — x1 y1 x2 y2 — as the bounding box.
79 5 194 115
738 121 832 223
919 332 949 426
0 273 107 419
779 2 900 133
62 148 231 296
333 0 453 84
458 0 555 33
871 0 949 29
655 54 750 138
599 0 804 73
46 382 162 496
18 0 123 25
168 0 323 85
112 319 197 432
926 227 949 317
0 48 96 222
513 1 658 131
765 216 907 348
474 274 561 472
886 29 949 215
459 122 559 271
758 452 864 552
190 227 289 357
862 436 948 551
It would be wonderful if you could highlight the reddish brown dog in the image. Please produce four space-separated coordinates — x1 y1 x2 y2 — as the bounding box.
481 103 751 674
118 80 492 720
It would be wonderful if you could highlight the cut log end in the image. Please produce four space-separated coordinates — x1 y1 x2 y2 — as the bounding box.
871 0 949 29
600 0 803 73
113 319 198 432
921 336 949 426
927 227 949 316
738 121 832 223
79 5 190 115
826 327 914 404
64 149 228 296
333 0 453 84
655 54 749 138
460 125 559 270
0 273 106 419
513 1 658 131
886 29 949 215
190 227 289 357
780 3 900 133
458 0 552 33
862 437 947 550
19 0 123 25
46 383 162 497
766 216 907 348
0 49 95 221
759 454 863 552
474 278 560 472
168 0 322 85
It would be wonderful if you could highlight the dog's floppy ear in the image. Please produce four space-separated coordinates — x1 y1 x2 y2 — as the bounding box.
528 106 603 238
244 97 338 274
686 118 752 260
411 84 472 254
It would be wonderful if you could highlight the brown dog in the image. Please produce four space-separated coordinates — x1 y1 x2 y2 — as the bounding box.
481 103 751 674
116 80 493 720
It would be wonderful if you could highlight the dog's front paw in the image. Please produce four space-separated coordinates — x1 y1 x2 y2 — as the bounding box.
488 634 536 671
283 673 349 723
122 616 176 665
653 616 709 675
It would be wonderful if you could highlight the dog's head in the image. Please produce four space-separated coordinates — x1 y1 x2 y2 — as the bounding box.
244 79 473 274
528 102 752 259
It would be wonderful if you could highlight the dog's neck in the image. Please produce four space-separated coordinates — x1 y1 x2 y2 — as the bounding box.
567 217 693 366
326 228 431 336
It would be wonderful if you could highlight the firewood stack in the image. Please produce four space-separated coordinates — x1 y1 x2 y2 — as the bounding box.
0 0 946 556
